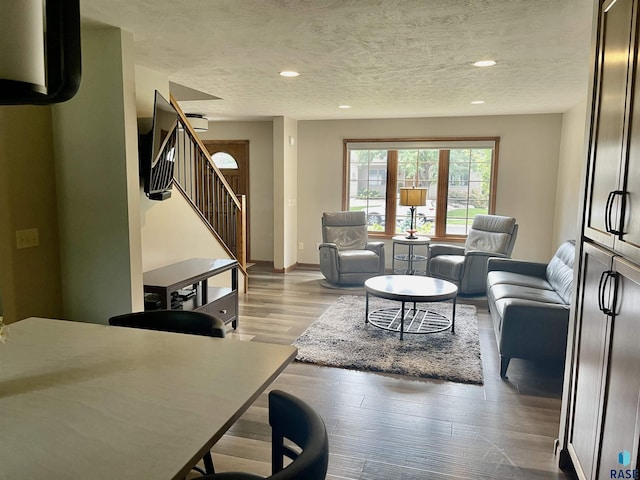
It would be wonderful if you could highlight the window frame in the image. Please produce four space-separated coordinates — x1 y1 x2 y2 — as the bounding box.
342 137 500 241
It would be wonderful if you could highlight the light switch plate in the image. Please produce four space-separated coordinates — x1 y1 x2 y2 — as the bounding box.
16 228 39 249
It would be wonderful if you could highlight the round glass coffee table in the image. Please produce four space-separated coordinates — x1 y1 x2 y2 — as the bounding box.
364 275 458 340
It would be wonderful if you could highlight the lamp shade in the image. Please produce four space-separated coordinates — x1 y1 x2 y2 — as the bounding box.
0 0 81 105
399 187 427 207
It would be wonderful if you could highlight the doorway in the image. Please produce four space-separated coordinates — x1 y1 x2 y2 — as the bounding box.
203 140 250 261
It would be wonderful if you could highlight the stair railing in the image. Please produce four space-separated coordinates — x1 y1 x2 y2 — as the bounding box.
170 95 247 286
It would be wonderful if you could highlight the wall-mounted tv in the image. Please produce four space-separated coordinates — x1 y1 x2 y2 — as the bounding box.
139 91 178 201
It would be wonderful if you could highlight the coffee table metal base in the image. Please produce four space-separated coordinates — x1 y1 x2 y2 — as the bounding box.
364 275 458 340
367 306 453 335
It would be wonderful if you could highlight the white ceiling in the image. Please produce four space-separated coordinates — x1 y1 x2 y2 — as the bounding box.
80 0 595 121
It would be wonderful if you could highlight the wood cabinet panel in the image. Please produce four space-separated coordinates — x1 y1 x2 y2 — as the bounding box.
616 19 640 263
565 1 640 479
197 291 237 327
585 0 634 248
568 245 640 479
569 243 612 479
596 256 640 477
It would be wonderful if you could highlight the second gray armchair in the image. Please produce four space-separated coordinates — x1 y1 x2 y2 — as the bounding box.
319 211 385 285
428 214 518 295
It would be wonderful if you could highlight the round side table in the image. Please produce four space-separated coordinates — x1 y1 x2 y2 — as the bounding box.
392 235 430 275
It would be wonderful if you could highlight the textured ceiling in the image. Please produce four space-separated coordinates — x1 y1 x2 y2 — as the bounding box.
80 0 594 121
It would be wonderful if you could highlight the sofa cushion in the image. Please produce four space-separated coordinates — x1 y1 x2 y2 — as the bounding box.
338 250 380 273
487 271 554 291
546 241 575 304
489 283 566 305
428 255 465 281
492 297 566 324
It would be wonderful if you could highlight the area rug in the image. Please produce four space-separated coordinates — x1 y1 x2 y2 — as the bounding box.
293 295 484 385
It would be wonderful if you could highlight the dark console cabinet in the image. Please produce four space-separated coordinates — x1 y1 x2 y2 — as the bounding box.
143 258 238 328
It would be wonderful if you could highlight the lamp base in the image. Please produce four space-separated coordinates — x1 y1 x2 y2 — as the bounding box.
405 229 418 239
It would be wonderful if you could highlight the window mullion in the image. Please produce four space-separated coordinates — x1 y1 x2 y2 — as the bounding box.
385 150 398 235
435 149 450 237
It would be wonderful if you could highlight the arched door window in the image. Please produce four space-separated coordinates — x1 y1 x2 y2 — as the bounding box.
211 152 239 169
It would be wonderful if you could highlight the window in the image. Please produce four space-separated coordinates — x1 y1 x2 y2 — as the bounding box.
211 152 239 169
344 138 498 239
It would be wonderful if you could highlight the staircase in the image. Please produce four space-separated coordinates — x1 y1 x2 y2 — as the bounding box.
170 94 248 290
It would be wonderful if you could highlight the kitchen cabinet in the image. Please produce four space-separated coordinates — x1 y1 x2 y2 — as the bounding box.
563 0 640 478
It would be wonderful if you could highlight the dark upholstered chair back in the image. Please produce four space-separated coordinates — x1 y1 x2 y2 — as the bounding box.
199 390 329 480
108 309 225 338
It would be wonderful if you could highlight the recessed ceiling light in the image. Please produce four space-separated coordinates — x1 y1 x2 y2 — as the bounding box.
279 70 300 77
338 105 352 109
470 100 485 104
473 60 496 67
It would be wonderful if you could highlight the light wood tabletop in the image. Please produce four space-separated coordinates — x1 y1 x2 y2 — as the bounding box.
0 317 297 479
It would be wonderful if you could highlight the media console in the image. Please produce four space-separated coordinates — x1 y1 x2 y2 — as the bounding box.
143 258 238 328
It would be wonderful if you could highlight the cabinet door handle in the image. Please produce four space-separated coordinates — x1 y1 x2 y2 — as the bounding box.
598 269 619 316
605 190 625 235
598 270 608 313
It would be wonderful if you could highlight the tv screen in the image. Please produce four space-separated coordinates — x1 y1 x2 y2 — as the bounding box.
140 90 178 200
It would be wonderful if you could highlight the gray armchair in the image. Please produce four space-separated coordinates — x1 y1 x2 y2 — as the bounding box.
319 211 385 285
428 214 518 295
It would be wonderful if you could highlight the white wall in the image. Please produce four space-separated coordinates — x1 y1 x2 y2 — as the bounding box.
272 117 298 270
553 98 588 248
140 191 237 288
52 27 143 323
297 114 564 264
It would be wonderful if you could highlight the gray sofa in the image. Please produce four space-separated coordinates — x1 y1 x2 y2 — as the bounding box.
486 240 575 378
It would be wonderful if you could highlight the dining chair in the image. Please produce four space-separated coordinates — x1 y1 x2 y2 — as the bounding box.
108 309 226 338
198 389 329 479
108 309 226 475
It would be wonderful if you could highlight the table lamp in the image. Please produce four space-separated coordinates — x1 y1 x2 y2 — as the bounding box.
399 186 427 239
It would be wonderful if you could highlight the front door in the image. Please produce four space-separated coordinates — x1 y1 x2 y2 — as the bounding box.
203 140 250 261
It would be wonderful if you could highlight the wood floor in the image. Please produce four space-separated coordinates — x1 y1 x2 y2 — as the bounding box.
203 266 574 480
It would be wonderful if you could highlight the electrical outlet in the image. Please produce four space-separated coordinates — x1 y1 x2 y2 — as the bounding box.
298 242 304 250
16 228 40 249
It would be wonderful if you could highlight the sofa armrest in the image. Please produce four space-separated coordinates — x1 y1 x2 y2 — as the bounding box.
366 241 385 275
429 243 465 257
365 241 385 256
465 250 508 260
498 301 570 360
318 243 339 281
487 257 548 278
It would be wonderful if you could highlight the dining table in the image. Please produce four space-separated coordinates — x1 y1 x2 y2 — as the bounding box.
0 317 297 479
